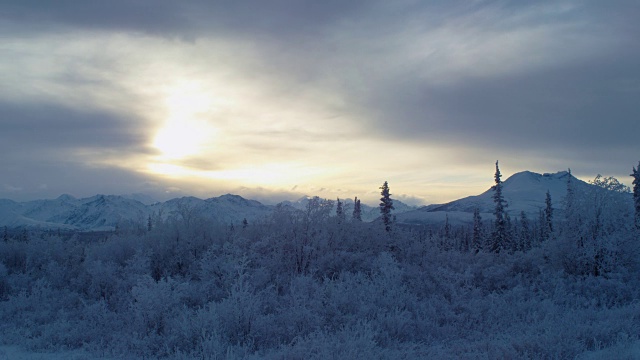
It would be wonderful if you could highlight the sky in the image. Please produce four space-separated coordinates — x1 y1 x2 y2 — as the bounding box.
1 1 639 206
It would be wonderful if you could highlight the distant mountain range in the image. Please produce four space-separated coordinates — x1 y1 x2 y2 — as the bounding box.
0 193 272 231
0 192 415 231
0 170 622 231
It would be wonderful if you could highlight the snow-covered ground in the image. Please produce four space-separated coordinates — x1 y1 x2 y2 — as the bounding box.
0 345 116 360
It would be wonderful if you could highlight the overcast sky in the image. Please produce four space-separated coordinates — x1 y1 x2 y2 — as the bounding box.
1 1 639 205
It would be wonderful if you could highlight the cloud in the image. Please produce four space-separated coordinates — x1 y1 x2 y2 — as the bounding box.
0 0 370 40
325 1 640 179
0 1 638 204
0 101 147 155
3 184 23 193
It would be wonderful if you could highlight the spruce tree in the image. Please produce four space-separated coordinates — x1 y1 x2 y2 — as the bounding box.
631 162 640 230
505 212 514 252
336 198 345 223
563 168 582 247
491 161 507 253
537 209 546 243
564 169 575 222
2 226 8 242
520 211 531 251
352 197 362 222
379 181 394 232
544 190 553 238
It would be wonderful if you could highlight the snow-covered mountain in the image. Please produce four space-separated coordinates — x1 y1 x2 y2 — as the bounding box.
150 194 273 226
396 171 599 226
0 194 273 231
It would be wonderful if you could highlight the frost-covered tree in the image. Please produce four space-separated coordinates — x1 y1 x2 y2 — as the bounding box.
587 174 630 241
564 169 576 219
562 169 582 245
558 169 588 275
558 172 632 276
590 174 630 193
630 162 640 230
19 228 28 242
379 181 395 232
352 197 362 222
520 211 531 251
491 161 507 253
505 212 514 252
2 226 8 242
537 209 546 243
544 190 553 238
336 198 345 224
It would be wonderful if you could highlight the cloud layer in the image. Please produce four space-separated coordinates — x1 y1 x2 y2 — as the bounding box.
1 1 639 205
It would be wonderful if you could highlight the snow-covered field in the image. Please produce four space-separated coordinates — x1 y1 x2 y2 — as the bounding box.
1 171 638 359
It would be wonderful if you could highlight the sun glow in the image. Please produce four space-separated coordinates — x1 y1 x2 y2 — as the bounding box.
152 83 217 160
146 160 318 187
153 121 212 159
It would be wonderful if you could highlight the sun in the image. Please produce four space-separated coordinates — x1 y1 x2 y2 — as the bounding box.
152 83 216 160
153 121 209 159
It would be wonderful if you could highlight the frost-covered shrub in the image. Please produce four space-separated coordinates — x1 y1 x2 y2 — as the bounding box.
1 204 639 359
0 262 8 300
269 321 386 360
128 275 190 356
0 241 27 274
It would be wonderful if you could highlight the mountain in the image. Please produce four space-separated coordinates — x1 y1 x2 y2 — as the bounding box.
0 193 273 231
64 195 150 231
396 171 594 226
0 171 621 230
120 193 160 205
0 195 149 231
150 194 273 226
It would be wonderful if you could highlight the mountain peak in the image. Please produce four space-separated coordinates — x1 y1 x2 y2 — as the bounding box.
57 194 76 202
120 193 159 205
213 194 255 205
397 169 586 226
218 193 244 200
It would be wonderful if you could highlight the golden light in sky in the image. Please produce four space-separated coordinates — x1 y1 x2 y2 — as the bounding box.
152 83 217 160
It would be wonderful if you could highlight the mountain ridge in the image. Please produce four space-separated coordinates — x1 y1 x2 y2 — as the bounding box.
0 170 626 230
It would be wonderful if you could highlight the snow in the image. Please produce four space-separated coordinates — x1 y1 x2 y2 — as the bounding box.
0 193 274 231
0 171 637 359
0 345 113 360
396 170 599 225
576 340 640 359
